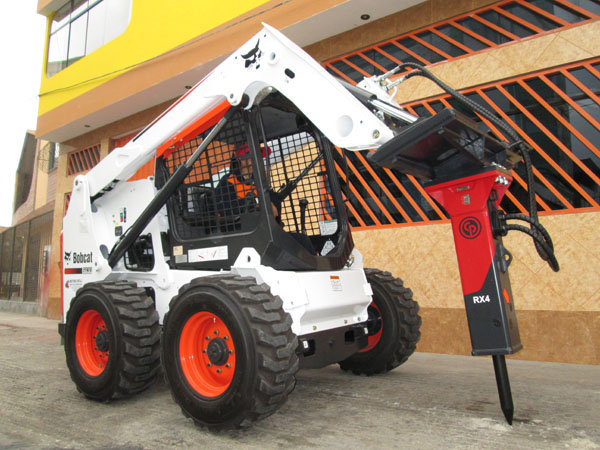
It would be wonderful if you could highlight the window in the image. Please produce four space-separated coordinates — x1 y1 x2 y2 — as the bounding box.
46 0 132 77
67 144 101 175
40 142 59 172
48 143 59 171
325 0 599 83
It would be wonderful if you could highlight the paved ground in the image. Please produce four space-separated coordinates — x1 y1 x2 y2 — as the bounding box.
1 312 599 450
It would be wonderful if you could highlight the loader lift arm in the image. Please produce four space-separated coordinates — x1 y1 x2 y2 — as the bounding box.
82 24 408 201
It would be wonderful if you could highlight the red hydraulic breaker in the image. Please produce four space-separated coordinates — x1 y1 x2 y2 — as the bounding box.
425 168 521 424
369 104 558 424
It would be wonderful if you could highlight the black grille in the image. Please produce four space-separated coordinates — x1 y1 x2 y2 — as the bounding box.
161 111 263 240
267 129 338 240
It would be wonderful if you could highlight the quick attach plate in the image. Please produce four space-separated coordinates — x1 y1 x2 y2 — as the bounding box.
368 108 513 180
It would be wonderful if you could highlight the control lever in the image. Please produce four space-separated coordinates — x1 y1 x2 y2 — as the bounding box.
299 199 308 234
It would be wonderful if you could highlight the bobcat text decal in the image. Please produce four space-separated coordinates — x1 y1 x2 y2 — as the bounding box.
64 251 93 264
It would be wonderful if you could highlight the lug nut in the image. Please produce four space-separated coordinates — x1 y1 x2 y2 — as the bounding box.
214 330 219 335
216 369 222 374
224 336 229 340
206 336 211 340
226 363 231 368
207 363 212 367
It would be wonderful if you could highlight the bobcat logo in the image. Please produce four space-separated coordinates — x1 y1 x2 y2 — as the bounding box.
241 39 262 69
64 252 71 262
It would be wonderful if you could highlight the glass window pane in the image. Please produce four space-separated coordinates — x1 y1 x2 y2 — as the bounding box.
71 0 89 19
412 105 431 117
479 10 536 38
397 37 445 63
571 0 600 15
429 100 445 113
10 225 28 299
347 54 383 77
546 72 585 98
501 4 561 30
51 2 72 33
0 230 12 298
47 25 69 76
330 60 362 83
68 13 88 65
568 67 600 94
416 31 467 57
46 0 132 75
380 43 420 65
436 24 489 51
525 0 588 23
457 17 512 45
104 0 132 42
362 49 397 72
86 0 108 54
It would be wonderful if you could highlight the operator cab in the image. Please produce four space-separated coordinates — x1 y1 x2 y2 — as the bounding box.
154 93 353 271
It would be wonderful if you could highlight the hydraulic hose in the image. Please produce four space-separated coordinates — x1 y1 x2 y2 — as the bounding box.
389 63 558 271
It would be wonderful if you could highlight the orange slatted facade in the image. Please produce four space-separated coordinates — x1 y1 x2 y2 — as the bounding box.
321 0 600 230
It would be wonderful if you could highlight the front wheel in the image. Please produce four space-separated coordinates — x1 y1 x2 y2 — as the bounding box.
339 269 421 375
64 281 161 400
161 274 298 430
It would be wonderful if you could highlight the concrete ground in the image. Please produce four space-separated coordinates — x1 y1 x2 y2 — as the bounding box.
0 312 598 450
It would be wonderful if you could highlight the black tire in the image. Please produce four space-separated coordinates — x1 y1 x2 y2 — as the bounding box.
339 268 421 375
64 281 161 401
161 274 298 430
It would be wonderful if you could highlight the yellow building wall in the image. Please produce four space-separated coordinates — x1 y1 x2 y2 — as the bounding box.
39 0 272 115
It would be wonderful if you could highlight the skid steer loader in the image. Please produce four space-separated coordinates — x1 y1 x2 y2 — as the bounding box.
59 24 557 429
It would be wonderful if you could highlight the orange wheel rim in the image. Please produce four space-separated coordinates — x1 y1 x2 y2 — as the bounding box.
179 311 236 397
75 310 110 376
360 302 383 353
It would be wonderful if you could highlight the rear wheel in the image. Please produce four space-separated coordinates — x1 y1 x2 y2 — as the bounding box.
64 281 161 400
162 274 298 430
339 269 421 375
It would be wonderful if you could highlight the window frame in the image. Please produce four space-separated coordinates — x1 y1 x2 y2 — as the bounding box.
46 0 131 77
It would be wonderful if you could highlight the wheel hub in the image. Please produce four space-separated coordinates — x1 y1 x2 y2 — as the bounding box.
95 330 110 352
179 311 236 397
207 338 229 366
75 310 110 376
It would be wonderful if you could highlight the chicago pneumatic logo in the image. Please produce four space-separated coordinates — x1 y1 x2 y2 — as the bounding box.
459 216 482 239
